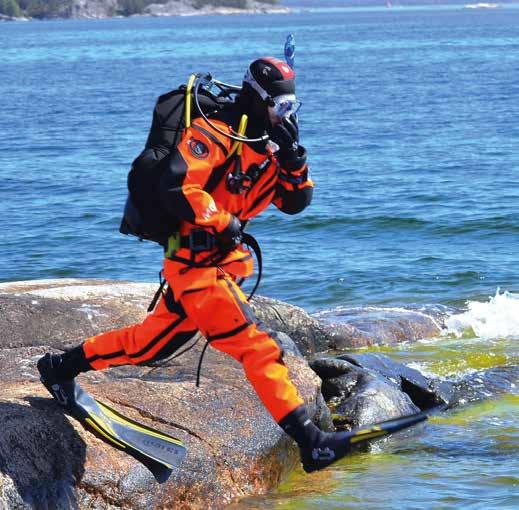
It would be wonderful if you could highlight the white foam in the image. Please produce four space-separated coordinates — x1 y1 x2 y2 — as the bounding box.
406 362 443 380
444 289 519 340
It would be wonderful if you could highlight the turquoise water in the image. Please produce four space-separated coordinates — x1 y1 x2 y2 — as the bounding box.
1 5 518 508
1 4 518 311
231 342 519 510
230 397 518 510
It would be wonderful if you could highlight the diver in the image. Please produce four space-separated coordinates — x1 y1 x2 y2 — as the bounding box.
38 56 357 474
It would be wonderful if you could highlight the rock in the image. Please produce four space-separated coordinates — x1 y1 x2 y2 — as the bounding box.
144 0 289 17
312 351 519 438
272 331 302 358
3 278 513 507
252 300 451 355
0 279 445 359
311 352 449 430
339 353 450 409
314 305 451 347
251 296 334 355
67 0 119 19
0 279 156 351
452 366 519 405
0 279 323 510
337 377 420 429
0 14 30 21
338 353 519 409
310 357 420 431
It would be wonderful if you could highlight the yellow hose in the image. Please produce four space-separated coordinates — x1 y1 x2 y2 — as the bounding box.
228 114 248 158
185 74 197 128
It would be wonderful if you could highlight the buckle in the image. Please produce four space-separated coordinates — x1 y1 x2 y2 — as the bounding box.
165 233 181 258
189 230 215 253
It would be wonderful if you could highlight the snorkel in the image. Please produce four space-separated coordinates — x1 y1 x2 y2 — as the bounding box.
284 33 295 69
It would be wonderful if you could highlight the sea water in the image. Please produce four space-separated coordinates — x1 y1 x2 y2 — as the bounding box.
0 3 517 508
1 3 518 310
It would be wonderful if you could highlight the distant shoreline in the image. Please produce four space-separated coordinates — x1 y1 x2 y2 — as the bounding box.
3 1 517 22
0 1 290 22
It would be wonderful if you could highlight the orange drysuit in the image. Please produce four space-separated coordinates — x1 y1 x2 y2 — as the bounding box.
82 116 313 423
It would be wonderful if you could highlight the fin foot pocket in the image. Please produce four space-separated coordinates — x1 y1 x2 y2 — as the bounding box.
37 354 186 483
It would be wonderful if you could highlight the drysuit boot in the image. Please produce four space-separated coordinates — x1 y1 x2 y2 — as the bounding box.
37 346 92 410
279 405 352 473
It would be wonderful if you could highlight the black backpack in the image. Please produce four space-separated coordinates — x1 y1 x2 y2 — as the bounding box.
119 82 229 246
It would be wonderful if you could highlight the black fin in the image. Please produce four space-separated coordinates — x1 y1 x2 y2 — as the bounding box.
344 406 442 446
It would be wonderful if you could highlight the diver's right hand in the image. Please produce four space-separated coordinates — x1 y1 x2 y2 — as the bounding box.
268 114 300 157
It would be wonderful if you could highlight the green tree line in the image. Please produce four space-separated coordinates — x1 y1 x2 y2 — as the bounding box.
1 0 71 18
0 0 22 16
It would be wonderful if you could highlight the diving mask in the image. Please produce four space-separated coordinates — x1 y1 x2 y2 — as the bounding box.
271 94 302 118
268 94 302 125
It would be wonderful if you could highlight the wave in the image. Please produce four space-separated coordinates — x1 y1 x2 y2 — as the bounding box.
444 289 519 340
275 214 519 236
432 215 519 235
292 214 431 230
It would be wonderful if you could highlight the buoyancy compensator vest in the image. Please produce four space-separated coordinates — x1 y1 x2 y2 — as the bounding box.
119 75 237 246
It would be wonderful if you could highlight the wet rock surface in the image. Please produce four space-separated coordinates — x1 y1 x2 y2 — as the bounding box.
450 365 519 404
311 352 519 434
314 305 453 349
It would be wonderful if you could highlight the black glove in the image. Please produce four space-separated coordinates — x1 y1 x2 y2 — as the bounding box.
215 215 242 252
268 115 307 171
268 114 299 159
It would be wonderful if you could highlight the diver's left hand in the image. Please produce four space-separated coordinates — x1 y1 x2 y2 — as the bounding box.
215 215 242 253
